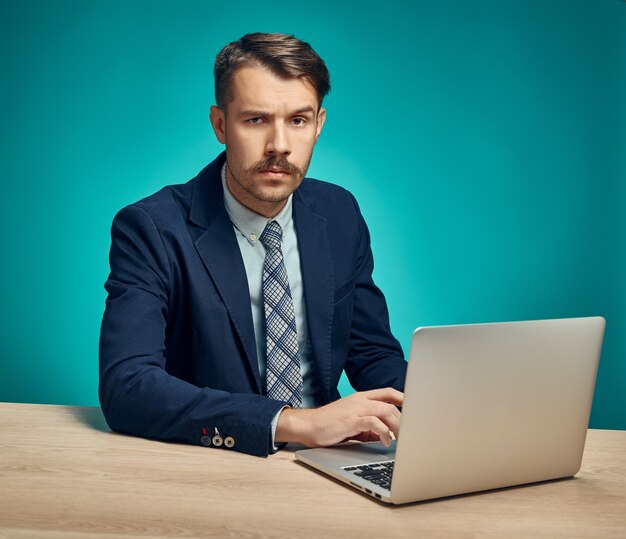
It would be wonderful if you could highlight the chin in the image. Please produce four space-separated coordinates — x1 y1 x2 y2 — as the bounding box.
256 191 294 204
253 181 301 201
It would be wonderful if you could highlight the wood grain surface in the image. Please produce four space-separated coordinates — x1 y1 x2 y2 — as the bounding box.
0 403 624 538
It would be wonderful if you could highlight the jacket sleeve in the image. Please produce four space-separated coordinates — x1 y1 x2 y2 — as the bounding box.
343 195 408 393
98 204 286 457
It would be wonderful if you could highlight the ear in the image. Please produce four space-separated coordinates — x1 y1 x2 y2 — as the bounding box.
209 105 226 144
315 107 326 141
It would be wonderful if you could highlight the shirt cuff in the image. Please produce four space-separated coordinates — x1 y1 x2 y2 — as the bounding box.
270 405 291 453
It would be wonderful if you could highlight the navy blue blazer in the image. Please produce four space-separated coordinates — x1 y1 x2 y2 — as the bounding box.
99 152 406 457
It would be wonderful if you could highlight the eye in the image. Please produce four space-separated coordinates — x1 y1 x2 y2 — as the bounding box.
291 117 307 127
246 117 264 125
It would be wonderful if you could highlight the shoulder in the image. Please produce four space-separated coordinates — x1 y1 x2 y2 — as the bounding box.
121 180 194 221
111 163 211 233
107 182 196 258
112 155 224 233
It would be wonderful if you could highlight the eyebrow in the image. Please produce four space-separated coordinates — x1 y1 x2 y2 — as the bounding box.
238 106 317 117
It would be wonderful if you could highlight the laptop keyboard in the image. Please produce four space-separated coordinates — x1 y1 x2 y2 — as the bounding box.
343 461 394 491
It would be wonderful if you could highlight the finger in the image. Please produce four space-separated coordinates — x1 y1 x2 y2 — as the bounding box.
343 431 379 443
358 416 393 447
361 387 404 406
365 400 402 437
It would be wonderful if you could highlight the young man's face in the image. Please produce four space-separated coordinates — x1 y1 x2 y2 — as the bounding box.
210 65 326 217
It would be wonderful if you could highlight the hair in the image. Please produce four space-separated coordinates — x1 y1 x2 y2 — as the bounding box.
214 32 331 110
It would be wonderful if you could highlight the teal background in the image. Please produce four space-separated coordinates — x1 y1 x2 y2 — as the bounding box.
1 1 624 428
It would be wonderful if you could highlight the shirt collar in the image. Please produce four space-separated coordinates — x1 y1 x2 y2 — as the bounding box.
221 162 293 246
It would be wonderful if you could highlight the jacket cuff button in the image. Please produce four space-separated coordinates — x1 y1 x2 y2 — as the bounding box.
200 435 211 447
224 436 235 448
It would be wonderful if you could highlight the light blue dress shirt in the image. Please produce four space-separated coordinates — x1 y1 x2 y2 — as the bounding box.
221 165 322 423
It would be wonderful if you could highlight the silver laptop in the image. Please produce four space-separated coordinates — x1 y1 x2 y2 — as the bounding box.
295 317 605 504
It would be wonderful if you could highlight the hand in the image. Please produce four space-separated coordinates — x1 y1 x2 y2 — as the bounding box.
275 388 403 448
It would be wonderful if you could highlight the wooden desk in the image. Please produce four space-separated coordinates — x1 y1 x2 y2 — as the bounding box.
0 403 624 538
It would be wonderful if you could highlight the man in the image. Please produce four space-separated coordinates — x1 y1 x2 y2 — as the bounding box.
99 32 406 457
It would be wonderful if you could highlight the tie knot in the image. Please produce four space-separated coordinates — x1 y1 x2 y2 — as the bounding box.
260 220 283 251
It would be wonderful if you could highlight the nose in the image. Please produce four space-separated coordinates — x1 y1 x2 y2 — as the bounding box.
265 122 291 157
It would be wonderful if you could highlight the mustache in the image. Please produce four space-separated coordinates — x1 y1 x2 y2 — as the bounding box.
247 157 303 177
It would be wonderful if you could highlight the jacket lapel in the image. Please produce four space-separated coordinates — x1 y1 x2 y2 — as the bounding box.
293 189 334 403
188 153 262 393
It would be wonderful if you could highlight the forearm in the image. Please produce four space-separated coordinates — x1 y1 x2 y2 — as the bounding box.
100 360 286 456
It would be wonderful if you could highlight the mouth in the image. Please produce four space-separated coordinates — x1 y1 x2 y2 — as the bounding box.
258 169 291 178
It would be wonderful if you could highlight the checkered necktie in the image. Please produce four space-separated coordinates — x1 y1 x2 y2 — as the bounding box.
260 220 303 408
